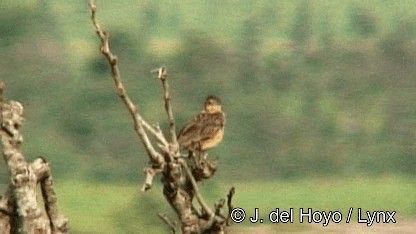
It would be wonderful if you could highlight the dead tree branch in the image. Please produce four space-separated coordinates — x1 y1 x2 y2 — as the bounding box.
89 1 235 233
158 212 177 234
226 187 235 225
179 159 213 218
89 0 166 165
0 83 68 234
152 67 178 149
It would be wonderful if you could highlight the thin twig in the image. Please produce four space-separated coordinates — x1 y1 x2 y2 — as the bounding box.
0 82 4 103
89 0 166 164
141 120 169 150
157 212 176 234
226 186 235 225
152 67 178 150
178 159 213 218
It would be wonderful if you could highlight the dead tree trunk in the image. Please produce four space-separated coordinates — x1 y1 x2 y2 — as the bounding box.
89 1 235 233
0 83 68 234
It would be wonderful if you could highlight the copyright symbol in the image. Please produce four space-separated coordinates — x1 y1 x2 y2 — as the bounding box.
230 207 246 223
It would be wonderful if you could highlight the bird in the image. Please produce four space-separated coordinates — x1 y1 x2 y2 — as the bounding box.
177 95 226 158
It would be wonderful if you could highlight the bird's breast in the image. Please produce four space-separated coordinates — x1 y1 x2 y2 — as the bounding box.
201 128 224 151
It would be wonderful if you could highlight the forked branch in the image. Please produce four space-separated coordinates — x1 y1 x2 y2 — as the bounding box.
89 1 235 233
90 0 168 164
0 83 68 233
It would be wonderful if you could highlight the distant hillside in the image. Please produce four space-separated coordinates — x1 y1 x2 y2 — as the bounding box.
0 1 415 183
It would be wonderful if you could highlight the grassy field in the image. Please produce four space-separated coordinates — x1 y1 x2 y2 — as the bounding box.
56 176 416 233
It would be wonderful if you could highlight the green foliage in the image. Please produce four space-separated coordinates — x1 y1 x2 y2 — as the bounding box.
0 9 31 47
379 20 416 64
140 2 161 35
237 16 262 91
290 1 312 48
348 5 378 37
175 30 229 76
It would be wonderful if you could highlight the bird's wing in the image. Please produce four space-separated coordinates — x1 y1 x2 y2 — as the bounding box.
177 112 206 147
199 112 225 141
178 111 226 147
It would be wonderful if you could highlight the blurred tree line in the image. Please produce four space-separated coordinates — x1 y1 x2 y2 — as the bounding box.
0 0 415 186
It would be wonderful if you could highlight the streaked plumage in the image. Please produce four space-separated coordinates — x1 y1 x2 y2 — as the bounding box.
177 95 225 152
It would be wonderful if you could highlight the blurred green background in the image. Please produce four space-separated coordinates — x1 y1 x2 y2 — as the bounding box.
1 0 415 232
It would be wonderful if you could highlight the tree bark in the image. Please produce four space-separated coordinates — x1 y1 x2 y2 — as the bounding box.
0 83 68 234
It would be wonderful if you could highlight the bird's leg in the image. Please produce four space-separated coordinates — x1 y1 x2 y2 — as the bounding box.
195 142 205 168
188 143 208 169
195 151 202 169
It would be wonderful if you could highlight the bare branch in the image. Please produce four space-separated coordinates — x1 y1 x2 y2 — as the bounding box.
0 84 68 233
89 2 235 233
157 212 177 234
152 67 178 152
141 167 163 192
32 157 69 233
89 0 166 165
141 121 169 150
0 199 11 216
0 82 3 103
0 200 11 233
0 185 14 233
226 187 235 225
179 159 213 218
0 101 45 233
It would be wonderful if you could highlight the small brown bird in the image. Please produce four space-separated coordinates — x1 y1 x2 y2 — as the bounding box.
177 95 226 154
